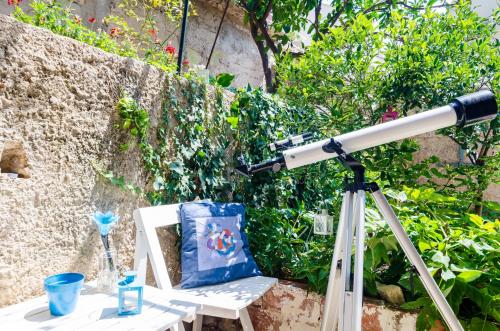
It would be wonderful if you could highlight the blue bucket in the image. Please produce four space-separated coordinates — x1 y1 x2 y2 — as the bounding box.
44 272 85 316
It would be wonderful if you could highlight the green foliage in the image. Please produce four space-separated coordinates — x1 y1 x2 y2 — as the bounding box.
116 94 150 151
277 2 499 212
12 0 180 73
13 1 138 58
213 73 235 88
366 187 500 330
112 76 499 329
116 76 233 205
246 207 333 293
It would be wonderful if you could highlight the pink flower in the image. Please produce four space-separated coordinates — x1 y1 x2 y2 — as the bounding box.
381 106 399 123
88 17 96 24
165 44 176 55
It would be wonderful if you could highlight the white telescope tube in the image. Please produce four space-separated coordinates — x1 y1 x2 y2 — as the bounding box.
283 105 456 169
235 90 497 176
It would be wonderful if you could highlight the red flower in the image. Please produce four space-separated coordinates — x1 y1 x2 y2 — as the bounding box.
182 59 190 66
164 44 176 55
109 27 120 38
7 0 21 5
88 17 96 24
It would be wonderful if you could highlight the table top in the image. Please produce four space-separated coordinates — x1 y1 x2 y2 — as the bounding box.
0 283 198 331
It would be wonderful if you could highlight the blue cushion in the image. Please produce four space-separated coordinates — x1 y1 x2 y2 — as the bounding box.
180 201 262 288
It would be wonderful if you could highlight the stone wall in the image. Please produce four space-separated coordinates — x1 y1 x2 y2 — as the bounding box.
201 281 418 331
0 13 186 307
0 0 264 88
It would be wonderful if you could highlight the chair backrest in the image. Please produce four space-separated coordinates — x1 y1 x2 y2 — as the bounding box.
133 203 182 290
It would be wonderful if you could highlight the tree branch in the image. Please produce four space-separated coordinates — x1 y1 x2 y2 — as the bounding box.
447 135 476 164
257 19 279 54
395 1 458 11
314 0 322 36
248 15 275 92
260 0 273 21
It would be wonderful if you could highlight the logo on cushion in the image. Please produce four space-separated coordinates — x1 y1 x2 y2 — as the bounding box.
206 223 236 256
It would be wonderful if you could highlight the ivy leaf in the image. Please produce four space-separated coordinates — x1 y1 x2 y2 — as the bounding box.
457 270 482 283
168 162 184 175
469 317 497 331
467 214 484 227
119 143 129 151
227 116 239 129
216 73 235 87
441 268 455 281
123 119 132 129
400 297 430 310
418 240 432 252
431 251 450 268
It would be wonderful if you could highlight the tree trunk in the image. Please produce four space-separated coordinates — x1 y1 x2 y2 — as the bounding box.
473 158 486 216
249 19 276 93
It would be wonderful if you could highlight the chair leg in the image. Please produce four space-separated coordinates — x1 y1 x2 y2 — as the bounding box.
170 322 185 331
193 314 203 331
239 308 254 331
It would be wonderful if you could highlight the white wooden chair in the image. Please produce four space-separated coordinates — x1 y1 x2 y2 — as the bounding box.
133 203 278 331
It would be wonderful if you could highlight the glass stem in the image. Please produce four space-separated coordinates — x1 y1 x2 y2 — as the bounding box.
100 234 115 271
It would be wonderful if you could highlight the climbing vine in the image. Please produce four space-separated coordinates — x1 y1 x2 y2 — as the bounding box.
116 75 235 205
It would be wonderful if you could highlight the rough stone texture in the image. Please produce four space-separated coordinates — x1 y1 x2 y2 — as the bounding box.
0 13 186 307
376 283 405 306
0 0 265 88
0 140 31 178
203 280 418 331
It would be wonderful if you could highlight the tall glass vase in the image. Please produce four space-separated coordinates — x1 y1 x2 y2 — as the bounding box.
97 249 118 293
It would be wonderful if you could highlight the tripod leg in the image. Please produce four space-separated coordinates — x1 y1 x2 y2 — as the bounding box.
321 191 353 331
370 189 464 331
339 191 355 331
351 190 366 331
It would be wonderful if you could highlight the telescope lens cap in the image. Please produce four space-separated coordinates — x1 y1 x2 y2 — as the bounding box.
451 90 497 127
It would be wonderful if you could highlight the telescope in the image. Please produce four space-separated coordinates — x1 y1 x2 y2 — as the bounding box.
235 90 497 331
236 90 497 176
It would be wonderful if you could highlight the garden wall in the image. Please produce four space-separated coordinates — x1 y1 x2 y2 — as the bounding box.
0 0 264 88
0 13 185 307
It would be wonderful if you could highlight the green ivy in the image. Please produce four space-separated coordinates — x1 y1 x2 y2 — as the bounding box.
115 75 234 205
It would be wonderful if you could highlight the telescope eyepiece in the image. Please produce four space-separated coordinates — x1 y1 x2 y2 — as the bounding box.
451 90 497 127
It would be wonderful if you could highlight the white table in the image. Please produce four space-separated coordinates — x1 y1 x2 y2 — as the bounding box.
0 283 199 330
